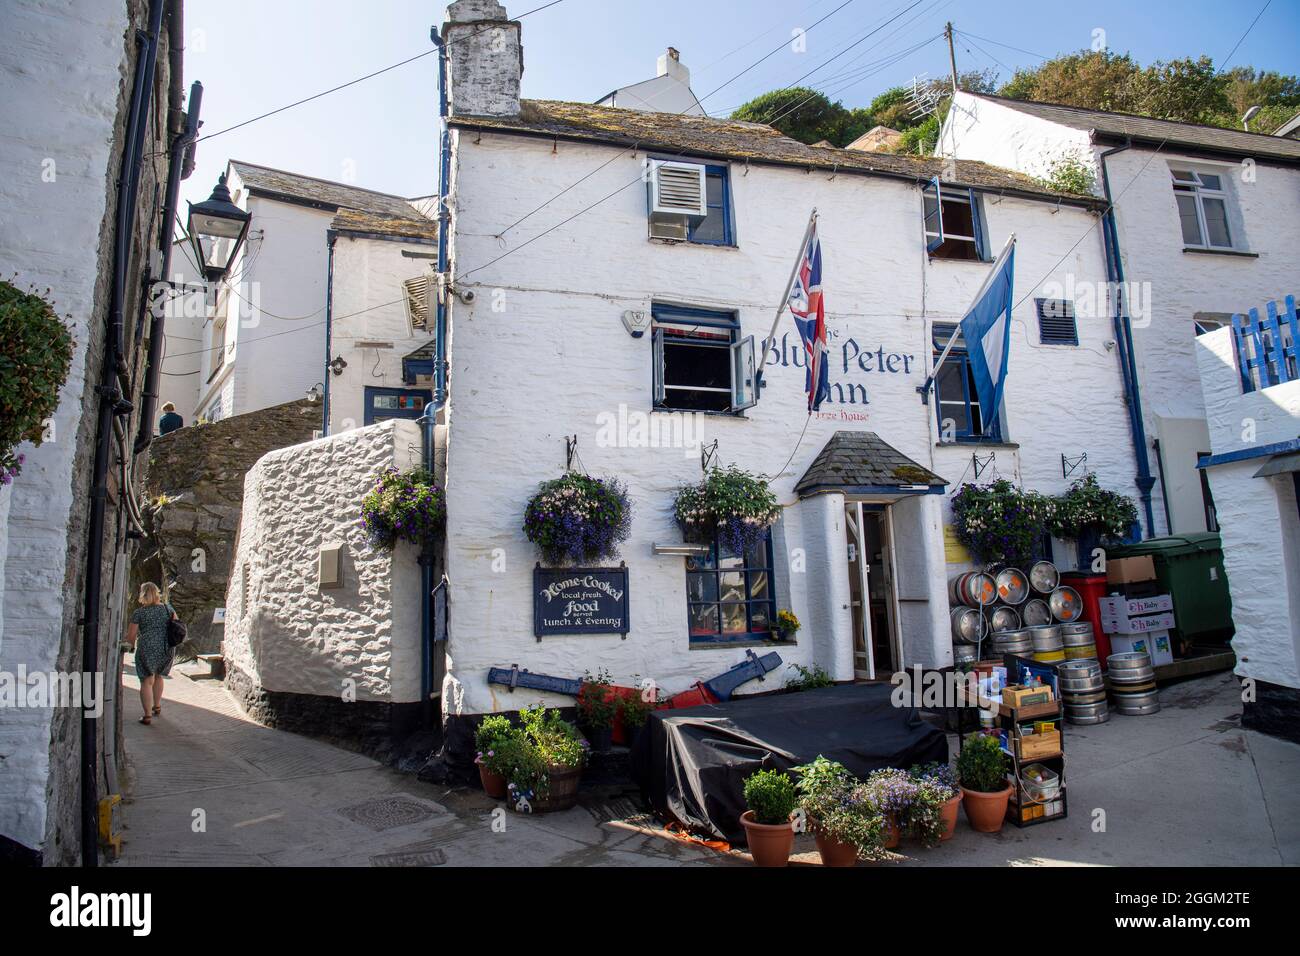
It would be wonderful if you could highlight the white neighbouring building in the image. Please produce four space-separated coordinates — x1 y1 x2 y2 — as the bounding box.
225 1 1155 767
163 160 436 427
596 46 704 116
938 91 1300 539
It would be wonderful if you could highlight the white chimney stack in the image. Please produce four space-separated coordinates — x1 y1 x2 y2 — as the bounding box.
442 0 523 117
657 47 689 85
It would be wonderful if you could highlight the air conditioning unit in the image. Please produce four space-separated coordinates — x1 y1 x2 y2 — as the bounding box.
649 216 690 241
649 160 707 217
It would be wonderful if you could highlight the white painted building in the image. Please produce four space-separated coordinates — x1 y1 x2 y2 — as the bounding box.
164 160 436 427
1194 314 1300 740
938 91 1300 539
596 47 704 116
227 2 1152 767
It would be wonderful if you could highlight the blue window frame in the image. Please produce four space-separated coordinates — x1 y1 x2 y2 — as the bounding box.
364 386 432 425
933 323 1002 442
652 303 756 413
686 530 776 645
687 164 733 245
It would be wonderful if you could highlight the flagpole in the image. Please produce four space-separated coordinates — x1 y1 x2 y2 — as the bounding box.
756 207 818 384
918 232 1016 404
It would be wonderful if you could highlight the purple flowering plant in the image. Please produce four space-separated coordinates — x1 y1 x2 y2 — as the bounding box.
359 467 446 551
951 478 1055 568
674 466 781 555
523 473 631 565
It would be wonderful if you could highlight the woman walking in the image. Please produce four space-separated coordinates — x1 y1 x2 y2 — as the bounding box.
125 582 177 724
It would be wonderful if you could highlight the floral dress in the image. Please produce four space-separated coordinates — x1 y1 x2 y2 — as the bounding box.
131 603 175 679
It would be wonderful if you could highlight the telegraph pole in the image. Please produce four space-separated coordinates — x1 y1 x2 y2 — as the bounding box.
945 21 958 92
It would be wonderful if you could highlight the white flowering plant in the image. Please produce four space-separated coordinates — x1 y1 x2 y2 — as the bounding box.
674 466 781 555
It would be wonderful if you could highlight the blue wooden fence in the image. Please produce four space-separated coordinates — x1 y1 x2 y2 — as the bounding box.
1232 295 1299 393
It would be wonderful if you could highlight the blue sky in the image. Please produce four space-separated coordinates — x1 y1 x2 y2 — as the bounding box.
180 0 1299 207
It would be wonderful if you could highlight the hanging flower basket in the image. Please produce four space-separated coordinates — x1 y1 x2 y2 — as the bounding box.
359 468 446 551
1 281 75 484
1048 474 1138 543
674 466 781 555
523 473 631 565
950 479 1055 569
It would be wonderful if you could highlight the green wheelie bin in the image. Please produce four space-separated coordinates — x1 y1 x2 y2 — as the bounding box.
1106 533 1235 645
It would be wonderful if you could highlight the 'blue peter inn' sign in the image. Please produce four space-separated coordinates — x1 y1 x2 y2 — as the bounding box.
533 564 630 640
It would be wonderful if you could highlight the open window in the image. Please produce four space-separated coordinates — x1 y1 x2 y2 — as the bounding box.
652 304 754 412
923 177 987 261
1172 168 1234 250
933 322 1002 441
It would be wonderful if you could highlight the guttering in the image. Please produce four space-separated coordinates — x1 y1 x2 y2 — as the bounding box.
81 0 167 867
322 230 337 435
1098 136 1157 538
134 78 202 454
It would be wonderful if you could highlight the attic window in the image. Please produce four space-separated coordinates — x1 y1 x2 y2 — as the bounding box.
403 275 432 332
1036 299 1079 346
922 178 987 261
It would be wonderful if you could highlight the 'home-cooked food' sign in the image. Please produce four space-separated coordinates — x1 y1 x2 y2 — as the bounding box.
533 565 630 639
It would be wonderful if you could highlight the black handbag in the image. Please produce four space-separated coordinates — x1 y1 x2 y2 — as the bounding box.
165 604 187 648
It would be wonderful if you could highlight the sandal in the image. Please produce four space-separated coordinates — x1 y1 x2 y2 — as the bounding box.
139 715 152 725
152 706 161 716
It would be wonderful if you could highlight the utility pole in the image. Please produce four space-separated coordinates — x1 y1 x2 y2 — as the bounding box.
945 21 958 93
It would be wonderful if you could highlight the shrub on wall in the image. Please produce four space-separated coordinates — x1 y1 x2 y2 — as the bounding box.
951 479 1056 568
523 472 631 565
1049 473 1138 542
359 468 445 550
674 466 781 555
0 280 75 483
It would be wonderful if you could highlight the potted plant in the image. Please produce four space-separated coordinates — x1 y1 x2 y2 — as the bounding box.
1049 474 1139 570
862 769 914 848
523 472 631 565
473 714 518 798
772 609 800 643
739 769 798 867
577 668 617 752
617 692 655 751
956 733 1013 833
911 762 962 842
792 756 888 866
673 466 781 556
503 704 588 813
359 467 446 551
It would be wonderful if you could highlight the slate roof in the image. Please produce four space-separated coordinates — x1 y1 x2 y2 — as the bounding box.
447 100 1108 207
229 160 422 218
330 207 439 242
795 431 946 497
970 93 1300 164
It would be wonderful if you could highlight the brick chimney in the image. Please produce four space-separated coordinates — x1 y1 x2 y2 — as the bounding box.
442 1 523 117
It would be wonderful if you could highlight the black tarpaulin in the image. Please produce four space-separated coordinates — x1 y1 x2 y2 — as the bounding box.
631 683 949 844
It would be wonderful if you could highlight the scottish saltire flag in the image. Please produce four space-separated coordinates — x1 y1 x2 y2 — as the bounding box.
958 238 1017 420
788 222 831 412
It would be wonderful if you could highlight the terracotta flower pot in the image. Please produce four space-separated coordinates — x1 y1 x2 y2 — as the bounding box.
739 810 795 867
882 815 900 849
960 784 1012 833
478 763 507 799
813 830 858 867
940 791 963 841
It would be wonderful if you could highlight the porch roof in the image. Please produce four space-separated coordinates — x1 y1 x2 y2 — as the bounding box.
795 431 947 498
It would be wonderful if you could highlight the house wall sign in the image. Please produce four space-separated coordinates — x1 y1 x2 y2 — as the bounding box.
533 564 630 640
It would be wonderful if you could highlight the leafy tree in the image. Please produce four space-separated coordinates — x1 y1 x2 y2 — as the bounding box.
731 87 855 145
1125 56 1228 123
1000 50 1140 112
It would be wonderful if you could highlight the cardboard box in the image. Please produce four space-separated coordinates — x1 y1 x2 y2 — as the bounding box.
1106 555 1156 585
1099 593 1173 617
1101 610 1176 635
1109 631 1174 666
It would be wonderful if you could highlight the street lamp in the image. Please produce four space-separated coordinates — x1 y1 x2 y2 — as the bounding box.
186 173 250 282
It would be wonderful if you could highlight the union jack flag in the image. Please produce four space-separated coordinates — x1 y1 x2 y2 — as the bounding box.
788 220 830 411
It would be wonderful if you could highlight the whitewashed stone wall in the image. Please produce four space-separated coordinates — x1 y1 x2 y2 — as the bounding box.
224 420 424 704
1195 328 1300 690
438 129 1138 717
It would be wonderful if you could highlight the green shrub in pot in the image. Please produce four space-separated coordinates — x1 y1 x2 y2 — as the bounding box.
742 769 797 826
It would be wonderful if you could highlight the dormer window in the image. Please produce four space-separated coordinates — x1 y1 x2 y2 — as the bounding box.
1172 168 1232 250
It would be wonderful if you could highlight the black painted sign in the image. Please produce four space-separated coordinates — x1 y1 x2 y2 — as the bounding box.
533 564 630 639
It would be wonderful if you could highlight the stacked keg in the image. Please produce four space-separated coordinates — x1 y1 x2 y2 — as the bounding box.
1106 651 1161 715
1027 623 1065 663
989 627 1033 659
1061 621 1098 661
1058 659 1109 723
949 572 995 666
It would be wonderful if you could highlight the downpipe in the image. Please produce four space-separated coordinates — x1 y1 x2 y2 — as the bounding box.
1099 138 1157 539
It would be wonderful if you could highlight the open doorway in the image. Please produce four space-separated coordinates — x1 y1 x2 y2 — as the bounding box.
844 502 899 679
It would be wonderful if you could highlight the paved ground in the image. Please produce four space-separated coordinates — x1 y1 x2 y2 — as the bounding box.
114 660 1299 867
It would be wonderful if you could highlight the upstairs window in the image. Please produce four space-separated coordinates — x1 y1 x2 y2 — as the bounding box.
647 160 733 245
933 322 1002 442
1172 169 1233 250
923 178 987 261
1036 299 1079 345
652 304 755 413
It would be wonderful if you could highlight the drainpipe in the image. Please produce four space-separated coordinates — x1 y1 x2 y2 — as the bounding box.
133 77 202 454
81 0 167 867
417 27 452 727
1098 138 1157 538
322 231 337 435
